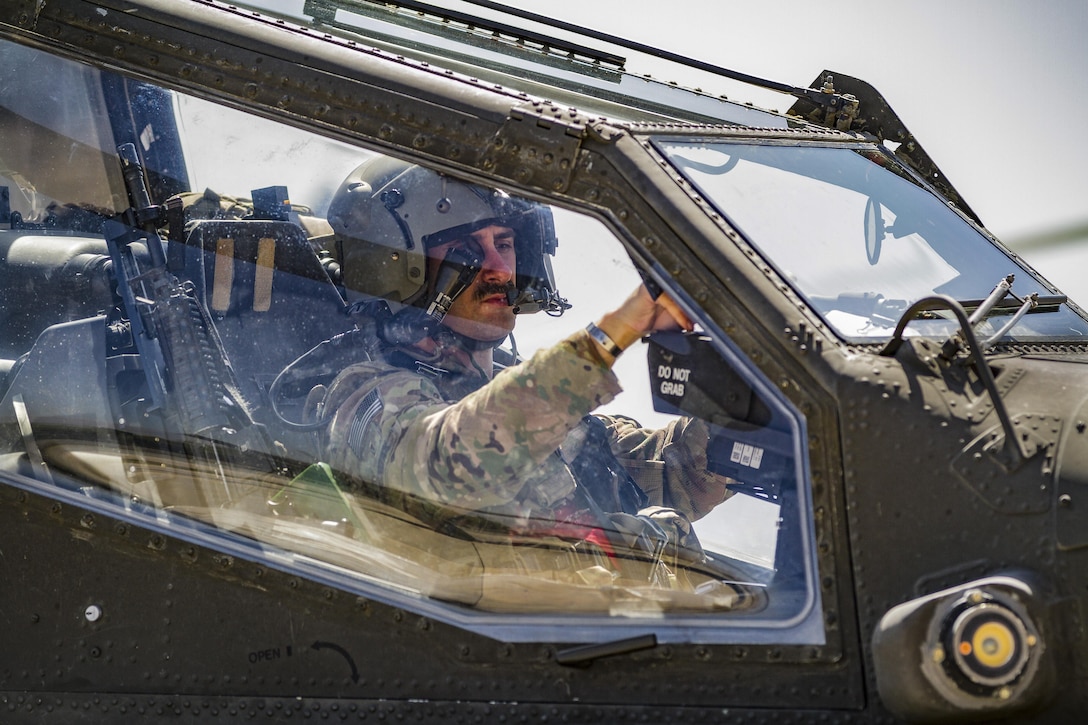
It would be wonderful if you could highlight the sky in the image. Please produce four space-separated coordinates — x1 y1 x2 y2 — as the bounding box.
471 0 1088 303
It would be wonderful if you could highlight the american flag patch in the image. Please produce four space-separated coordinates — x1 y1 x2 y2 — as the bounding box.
347 388 382 460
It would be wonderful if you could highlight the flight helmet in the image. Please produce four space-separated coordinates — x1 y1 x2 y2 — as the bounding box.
327 156 566 316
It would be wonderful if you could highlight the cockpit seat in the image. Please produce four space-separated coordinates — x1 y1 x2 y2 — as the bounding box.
176 219 349 417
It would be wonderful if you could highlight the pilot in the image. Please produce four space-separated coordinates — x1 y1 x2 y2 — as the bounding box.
317 157 734 552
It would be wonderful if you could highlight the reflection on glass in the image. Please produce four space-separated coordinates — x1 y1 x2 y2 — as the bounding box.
661 142 1088 342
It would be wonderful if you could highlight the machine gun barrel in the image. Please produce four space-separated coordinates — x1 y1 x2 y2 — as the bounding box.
117 143 168 267
105 144 252 440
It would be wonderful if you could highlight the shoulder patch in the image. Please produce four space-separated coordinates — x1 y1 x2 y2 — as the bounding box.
347 388 383 460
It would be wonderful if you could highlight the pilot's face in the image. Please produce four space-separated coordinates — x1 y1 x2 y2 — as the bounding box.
426 223 517 342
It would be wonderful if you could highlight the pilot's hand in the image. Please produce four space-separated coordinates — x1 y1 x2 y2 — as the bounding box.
638 506 707 564
594 285 694 359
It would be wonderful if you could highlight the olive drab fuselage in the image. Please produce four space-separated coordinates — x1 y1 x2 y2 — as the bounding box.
0 1 1085 723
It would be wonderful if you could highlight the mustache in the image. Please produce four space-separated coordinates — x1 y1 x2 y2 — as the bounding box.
472 281 515 302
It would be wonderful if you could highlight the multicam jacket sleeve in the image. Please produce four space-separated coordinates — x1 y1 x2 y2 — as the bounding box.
323 329 621 515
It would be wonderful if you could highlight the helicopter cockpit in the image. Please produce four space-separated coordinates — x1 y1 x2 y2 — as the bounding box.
0 38 822 645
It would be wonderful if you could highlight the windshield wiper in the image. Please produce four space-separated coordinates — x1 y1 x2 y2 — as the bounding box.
945 275 1066 352
882 275 1064 355
955 293 1065 317
964 275 1035 352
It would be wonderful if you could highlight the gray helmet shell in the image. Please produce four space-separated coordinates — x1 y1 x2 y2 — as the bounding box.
327 157 562 313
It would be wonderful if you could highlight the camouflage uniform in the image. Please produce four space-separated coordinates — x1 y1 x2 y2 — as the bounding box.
322 327 732 530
